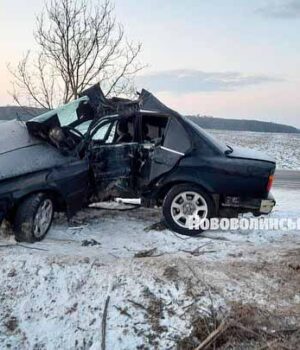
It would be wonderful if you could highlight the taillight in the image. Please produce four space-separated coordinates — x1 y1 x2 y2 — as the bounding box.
266 175 274 192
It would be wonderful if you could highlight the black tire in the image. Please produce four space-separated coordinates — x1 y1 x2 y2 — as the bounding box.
14 193 54 243
162 183 215 236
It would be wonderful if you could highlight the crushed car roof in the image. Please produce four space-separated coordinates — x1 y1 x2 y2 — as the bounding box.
80 83 181 118
29 83 181 125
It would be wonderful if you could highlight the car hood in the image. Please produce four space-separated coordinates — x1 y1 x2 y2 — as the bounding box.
227 146 275 164
0 120 41 155
0 120 72 181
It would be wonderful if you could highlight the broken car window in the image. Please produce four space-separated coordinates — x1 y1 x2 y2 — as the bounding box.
75 120 93 135
90 116 135 145
30 96 90 127
92 120 117 144
141 115 168 144
115 120 133 143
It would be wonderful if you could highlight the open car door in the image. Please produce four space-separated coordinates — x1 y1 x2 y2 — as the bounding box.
87 116 139 200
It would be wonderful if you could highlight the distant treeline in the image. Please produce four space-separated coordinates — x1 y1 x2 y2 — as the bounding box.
0 106 299 133
187 115 300 134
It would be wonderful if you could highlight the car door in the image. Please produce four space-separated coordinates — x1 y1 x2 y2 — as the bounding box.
87 116 139 200
139 115 192 188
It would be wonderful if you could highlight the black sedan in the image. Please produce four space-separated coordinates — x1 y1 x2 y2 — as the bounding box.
0 85 276 242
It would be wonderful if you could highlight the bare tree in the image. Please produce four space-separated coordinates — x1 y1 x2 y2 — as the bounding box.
8 0 144 109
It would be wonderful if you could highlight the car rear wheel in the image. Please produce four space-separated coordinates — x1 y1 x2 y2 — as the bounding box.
163 184 215 236
14 193 54 243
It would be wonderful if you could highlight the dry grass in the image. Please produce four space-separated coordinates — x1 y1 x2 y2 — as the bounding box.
177 302 300 350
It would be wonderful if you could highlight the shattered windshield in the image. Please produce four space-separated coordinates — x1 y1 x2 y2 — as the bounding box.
30 96 90 127
75 120 93 135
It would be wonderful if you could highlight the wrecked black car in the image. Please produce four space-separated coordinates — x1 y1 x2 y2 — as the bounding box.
0 85 276 242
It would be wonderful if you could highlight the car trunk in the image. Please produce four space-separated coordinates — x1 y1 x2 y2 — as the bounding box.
224 147 276 198
226 146 275 165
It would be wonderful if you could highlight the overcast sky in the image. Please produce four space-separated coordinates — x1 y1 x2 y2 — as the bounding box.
1 0 300 127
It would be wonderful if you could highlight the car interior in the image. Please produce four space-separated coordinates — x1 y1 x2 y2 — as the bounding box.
27 98 171 161
141 114 169 145
90 116 135 145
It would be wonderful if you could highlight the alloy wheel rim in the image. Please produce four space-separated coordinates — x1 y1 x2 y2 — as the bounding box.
33 199 53 238
170 191 208 229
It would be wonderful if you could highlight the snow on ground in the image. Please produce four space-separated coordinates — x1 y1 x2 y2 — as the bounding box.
210 129 300 170
0 186 300 349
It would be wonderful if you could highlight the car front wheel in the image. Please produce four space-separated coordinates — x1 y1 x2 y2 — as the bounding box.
14 193 54 243
163 184 215 236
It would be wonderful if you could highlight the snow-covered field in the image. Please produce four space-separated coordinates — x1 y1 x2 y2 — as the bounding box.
0 186 300 349
210 129 300 170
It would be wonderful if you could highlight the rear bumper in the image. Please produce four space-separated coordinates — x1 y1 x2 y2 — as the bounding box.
259 192 276 214
221 192 276 215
